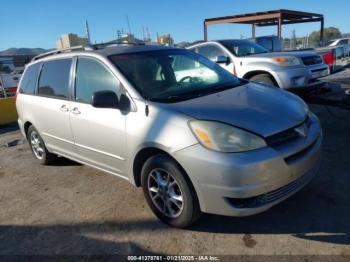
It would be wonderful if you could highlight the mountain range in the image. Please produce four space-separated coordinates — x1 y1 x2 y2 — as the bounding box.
0 48 48 56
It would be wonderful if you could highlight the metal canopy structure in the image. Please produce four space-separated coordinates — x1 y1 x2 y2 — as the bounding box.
204 9 324 44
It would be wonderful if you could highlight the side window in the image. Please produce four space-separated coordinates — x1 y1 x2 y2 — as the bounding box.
19 63 40 94
38 59 72 99
257 38 273 51
197 45 225 60
75 58 120 104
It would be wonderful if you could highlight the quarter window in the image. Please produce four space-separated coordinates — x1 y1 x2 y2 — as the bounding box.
19 63 40 94
38 59 72 98
75 58 120 104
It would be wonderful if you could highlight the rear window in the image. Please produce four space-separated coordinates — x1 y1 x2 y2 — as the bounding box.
38 59 72 99
19 63 41 95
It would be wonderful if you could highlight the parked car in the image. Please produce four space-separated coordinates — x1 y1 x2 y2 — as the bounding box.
0 85 17 125
187 40 329 89
0 57 20 97
328 38 350 47
316 44 350 73
16 44 322 227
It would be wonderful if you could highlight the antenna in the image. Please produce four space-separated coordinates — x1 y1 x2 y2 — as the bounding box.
126 15 132 34
85 19 91 44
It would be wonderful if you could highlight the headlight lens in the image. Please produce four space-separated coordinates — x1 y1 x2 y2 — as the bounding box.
271 56 301 66
189 121 267 152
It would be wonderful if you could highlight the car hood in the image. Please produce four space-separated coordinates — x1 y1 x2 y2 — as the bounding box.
246 50 319 59
163 83 308 137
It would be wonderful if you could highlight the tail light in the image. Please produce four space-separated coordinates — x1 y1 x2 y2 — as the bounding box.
322 52 335 72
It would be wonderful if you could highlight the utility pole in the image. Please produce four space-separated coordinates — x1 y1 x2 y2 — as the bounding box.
85 19 91 45
126 15 132 34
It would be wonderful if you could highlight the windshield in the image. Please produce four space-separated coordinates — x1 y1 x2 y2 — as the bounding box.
220 40 269 57
110 49 242 103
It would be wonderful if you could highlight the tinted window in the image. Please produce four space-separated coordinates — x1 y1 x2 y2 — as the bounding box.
339 39 349 45
273 38 282 52
19 63 40 94
220 40 268 57
256 38 273 51
75 58 120 104
38 59 71 98
197 45 225 60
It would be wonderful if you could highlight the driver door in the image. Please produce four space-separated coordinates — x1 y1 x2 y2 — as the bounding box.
69 57 127 176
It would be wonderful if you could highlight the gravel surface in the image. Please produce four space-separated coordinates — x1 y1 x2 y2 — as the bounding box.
0 82 349 256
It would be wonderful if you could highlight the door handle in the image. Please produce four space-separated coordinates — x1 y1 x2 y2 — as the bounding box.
71 107 81 115
60 105 69 112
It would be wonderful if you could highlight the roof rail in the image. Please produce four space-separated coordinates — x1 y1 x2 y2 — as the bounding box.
92 41 146 50
32 45 94 61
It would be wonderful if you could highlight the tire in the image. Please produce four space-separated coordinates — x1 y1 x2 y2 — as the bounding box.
250 74 278 87
141 155 201 228
27 126 57 165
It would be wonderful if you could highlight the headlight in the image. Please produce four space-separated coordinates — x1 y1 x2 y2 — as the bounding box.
270 56 301 66
189 120 267 153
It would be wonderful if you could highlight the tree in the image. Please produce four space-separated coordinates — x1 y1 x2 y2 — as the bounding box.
309 27 342 47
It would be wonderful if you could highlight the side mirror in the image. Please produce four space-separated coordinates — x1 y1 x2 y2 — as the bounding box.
91 90 131 111
215 55 231 65
92 90 119 109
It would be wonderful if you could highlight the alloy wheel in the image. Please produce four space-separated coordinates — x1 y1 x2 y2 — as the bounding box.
147 168 184 218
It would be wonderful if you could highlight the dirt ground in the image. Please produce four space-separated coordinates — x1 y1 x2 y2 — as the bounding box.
0 72 350 256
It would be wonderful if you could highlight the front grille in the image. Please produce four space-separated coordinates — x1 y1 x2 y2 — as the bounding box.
301 55 323 66
265 116 311 147
226 169 315 209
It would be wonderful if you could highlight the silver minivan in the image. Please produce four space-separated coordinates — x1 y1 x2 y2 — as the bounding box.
16 44 322 227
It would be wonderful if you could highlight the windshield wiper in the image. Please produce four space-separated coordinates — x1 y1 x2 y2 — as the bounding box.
151 81 245 103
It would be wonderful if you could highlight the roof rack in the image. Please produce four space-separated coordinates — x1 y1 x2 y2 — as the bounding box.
31 41 148 62
31 45 94 61
93 41 146 50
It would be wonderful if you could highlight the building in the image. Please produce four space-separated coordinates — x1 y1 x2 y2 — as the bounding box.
56 33 89 50
157 34 174 46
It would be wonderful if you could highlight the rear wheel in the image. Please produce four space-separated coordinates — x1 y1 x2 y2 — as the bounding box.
141 155 201 228
250 74 278 87
27 126 57 165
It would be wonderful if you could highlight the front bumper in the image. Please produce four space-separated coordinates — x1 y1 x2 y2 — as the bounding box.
271 64 329 90
173 114 322 217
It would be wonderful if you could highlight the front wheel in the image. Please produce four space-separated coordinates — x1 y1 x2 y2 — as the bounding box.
27 126 57 165
141 155 201 228
250 74 278 87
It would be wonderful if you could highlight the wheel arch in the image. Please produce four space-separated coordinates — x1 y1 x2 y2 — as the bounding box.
132 146 202 213
132 147 197 194
24 121 33 138
243 70 279 87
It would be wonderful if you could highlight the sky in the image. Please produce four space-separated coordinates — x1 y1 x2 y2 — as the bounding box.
0 0 349 50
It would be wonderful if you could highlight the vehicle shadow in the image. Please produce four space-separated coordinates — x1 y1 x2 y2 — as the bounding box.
50 157 83 167
0 220 167 255
0 123 19 135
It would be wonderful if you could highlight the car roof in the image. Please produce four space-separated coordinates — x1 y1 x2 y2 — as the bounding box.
30 44 178 64
97 44 177 56
186 39 252 48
